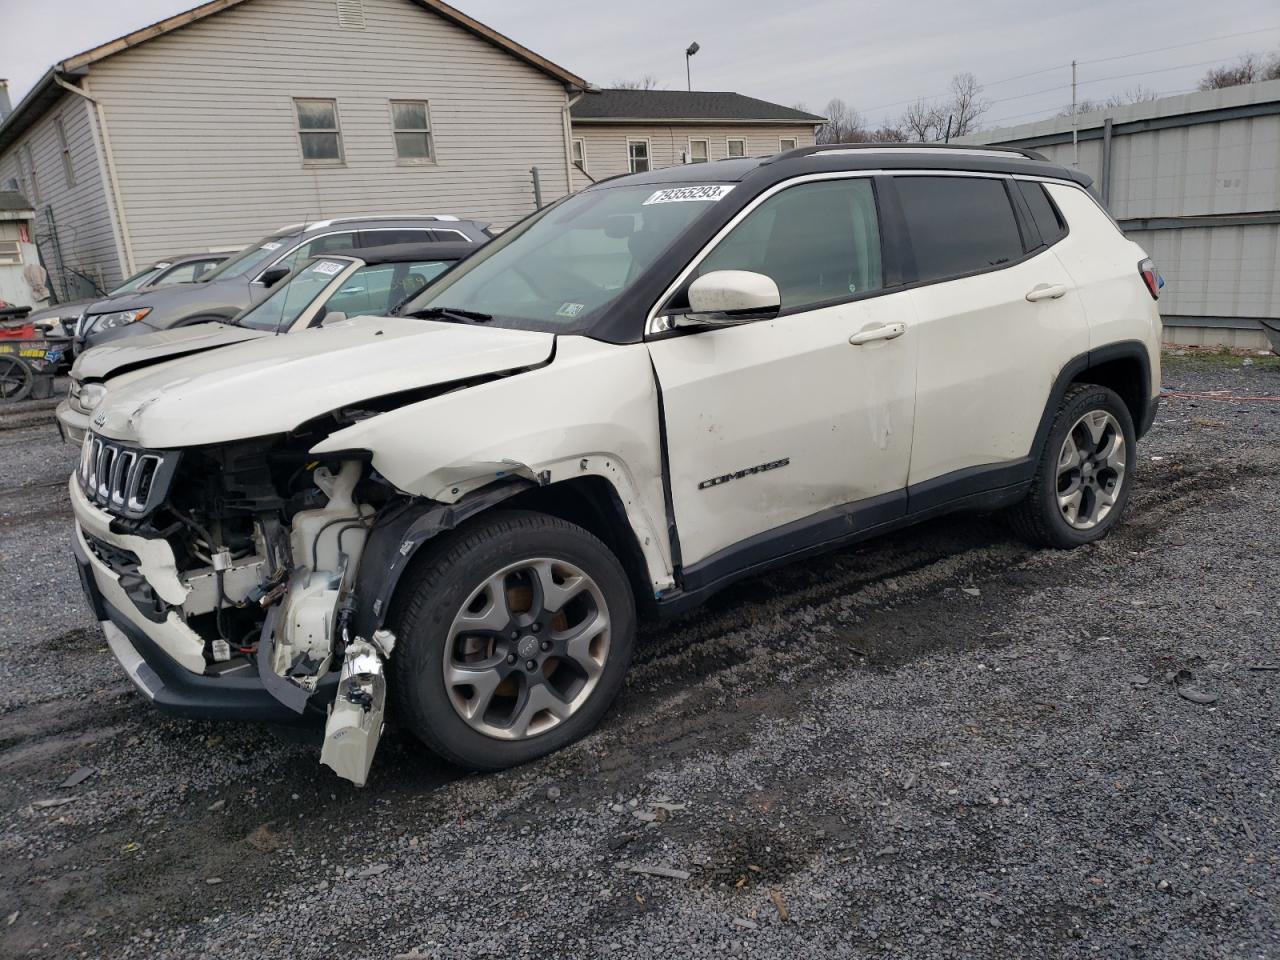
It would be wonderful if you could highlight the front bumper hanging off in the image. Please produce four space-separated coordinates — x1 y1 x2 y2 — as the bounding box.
71 508 336 725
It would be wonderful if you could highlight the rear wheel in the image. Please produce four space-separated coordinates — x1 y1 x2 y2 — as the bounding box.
0 356 33 402
388 510 635 770
1010 384 1136 548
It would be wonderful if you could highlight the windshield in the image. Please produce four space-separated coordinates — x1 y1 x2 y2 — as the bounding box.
108 265 166 295
400 183 731 328
235 258 349 331
200 233 296 281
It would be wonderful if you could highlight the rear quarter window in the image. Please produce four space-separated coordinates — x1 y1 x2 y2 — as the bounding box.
1016 180 1067 246
895 176 1024 283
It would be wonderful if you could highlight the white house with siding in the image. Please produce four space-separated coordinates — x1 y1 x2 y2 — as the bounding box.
568 90 824 188
0 0 588 300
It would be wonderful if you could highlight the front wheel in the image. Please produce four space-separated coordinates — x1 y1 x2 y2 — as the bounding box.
1010 384 1137 548
388 510 635 771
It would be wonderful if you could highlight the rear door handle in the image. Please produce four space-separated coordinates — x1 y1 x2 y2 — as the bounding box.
1026 282 1068 302
848 322 906 345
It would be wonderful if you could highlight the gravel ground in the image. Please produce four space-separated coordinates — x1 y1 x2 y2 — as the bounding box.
1 357 1277 959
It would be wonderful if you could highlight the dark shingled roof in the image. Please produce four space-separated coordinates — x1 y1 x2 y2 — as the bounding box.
0 190 33 212
573 89 825 124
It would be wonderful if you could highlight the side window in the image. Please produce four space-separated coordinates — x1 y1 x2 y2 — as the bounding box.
274 232 357 271
1016 180 1067 246
695 177 883 311
688 139 709 163
324 264 395 318
295 98 343 164
727 138 746 158
360 228 432 247
896 176 1024 283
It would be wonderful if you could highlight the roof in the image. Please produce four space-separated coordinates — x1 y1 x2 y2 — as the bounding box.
572 89 825 125
0 190 33 213
585 143 1091 190
0 0 587 153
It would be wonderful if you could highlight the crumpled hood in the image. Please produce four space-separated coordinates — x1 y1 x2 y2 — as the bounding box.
91 315 555 448
72 321 270 382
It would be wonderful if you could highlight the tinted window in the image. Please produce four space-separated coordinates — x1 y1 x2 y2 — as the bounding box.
361 228 434 247
1017 181 1067 246
896 176 1023 282
696 178 882 310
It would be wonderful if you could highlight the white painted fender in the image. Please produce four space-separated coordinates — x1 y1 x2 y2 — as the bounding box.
311 336 676 593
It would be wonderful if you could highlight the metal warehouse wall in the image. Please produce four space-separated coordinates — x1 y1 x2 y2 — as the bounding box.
964 79 1280 349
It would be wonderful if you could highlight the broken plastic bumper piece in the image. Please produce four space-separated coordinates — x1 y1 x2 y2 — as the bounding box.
320 631 394 787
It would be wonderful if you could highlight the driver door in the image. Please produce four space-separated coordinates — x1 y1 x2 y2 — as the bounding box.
646 176 917 575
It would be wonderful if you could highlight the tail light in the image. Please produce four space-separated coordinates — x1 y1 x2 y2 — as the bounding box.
1139 258 1163 300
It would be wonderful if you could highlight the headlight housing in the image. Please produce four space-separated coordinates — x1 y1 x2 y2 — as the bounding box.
87 307 152 333
74 381 107 414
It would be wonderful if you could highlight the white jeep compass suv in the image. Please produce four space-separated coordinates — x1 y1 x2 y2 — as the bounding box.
70 144 1162 784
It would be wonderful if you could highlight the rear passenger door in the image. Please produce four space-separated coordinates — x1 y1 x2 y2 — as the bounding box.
895 174 1088 503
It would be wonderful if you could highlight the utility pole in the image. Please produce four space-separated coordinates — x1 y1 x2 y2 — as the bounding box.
1071 59 1079 166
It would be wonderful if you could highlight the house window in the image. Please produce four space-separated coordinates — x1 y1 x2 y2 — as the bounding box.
0 240 22 265
391 100 433 162
727 138 746 158
780 137 798 152
295 99 343 163
571 137 587 172
688 139 709 163
627 139 650 173
56 116 76 187
22 144 39 202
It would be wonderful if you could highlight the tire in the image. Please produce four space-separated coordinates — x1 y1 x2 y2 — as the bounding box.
1009 383 1136 548
0 356 34 402
386 509 636 771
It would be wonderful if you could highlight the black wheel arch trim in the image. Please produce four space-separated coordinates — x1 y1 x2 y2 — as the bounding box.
350 478 536 638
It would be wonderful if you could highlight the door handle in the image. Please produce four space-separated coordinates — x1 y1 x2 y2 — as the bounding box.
848 322 906 345
1026 282 1068 302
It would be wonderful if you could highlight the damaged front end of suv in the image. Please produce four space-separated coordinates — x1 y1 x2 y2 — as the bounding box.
69 315 611 785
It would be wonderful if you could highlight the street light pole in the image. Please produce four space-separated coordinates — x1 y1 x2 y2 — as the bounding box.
685 42 700 91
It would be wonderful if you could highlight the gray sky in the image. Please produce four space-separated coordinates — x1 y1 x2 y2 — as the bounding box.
3 0 1278 131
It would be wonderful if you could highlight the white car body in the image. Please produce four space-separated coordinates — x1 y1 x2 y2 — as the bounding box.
69 147 1162 784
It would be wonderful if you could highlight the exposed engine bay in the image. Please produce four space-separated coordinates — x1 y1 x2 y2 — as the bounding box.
77 419 409 786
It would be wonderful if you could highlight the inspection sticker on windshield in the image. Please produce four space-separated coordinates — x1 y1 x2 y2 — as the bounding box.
260 241 282 250
643 185 735 205
312 260 344 276
557 302 585 318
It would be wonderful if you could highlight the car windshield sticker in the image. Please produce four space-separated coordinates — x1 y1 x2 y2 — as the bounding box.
642 185 735 205
556 302 585 318
312 260 344 276
260 242 282 250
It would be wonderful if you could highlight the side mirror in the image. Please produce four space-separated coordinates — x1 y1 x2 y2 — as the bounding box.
259 266 291 288
677 270 781 327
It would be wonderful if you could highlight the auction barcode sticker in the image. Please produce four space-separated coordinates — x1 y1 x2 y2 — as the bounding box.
312 260 345 276
643 185 735 205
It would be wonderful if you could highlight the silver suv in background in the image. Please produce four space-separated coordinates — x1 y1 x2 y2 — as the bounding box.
74 216 492 351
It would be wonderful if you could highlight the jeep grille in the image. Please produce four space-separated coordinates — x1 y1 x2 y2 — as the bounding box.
77 434 178 519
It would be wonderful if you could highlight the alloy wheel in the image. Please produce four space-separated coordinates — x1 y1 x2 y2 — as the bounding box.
1056 409 1126 530
443 558 611 740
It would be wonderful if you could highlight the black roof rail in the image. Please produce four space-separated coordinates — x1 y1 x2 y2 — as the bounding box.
762 141 1049 165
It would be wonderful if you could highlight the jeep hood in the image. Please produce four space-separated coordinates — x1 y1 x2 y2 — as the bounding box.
92 316 555 448
72 321 270 382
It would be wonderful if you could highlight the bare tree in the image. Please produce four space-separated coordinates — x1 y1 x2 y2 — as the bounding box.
901 99 945 141
816 97 867 144
1199 51 1280 90
943 72 990 138
867 123 909 142
611 74 662 90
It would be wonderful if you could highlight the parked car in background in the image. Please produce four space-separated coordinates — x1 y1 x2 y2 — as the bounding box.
74 216 492 352
28 252 230 338
56 240 477 441
70 145 1162 785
